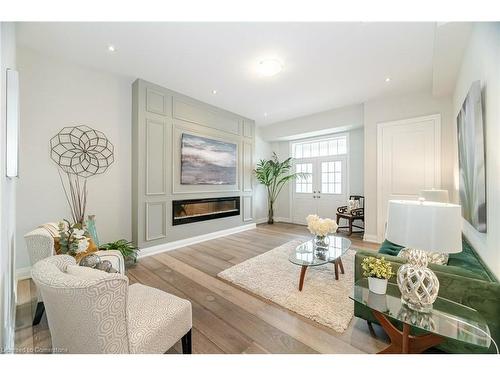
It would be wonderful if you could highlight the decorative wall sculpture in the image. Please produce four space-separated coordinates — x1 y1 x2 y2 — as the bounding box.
50 125 114 178
50 125 114 225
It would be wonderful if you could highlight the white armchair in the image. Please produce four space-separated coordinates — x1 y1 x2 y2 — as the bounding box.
25 223 126 325
31 254 192 354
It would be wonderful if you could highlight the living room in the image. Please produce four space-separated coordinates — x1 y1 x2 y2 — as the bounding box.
1 0 499 372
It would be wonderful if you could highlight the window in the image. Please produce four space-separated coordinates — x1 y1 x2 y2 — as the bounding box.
295 163 312 193
292 136 347 158
321 161 342 194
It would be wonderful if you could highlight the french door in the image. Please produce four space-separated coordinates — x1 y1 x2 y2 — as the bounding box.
292 156 348 224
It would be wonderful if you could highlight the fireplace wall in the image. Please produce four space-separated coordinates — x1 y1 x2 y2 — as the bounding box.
132 79 255 249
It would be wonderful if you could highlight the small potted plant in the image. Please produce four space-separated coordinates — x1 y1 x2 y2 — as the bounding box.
361 256 394 295
99 239 140 267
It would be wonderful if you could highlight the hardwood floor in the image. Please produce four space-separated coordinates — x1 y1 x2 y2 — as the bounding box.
15 223 389 354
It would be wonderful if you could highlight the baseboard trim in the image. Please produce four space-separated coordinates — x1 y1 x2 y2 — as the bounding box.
275 217 293 223
138 223 257 259
363 234 381 244
16 266 32 281
255 217 294 224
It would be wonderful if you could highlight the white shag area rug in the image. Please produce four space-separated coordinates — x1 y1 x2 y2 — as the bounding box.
218 240 355 333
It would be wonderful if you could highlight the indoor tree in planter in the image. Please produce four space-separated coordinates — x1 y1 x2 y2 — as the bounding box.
254 152 307 224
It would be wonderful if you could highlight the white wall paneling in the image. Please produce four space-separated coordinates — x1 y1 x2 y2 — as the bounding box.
145 119 167 195
145 201 167 241
242 141 253 192
173 97 240 135
243 196 254 222
146 88 169 116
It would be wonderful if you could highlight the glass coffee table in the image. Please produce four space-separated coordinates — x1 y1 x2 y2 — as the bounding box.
351 279 492 353
289 235 351 291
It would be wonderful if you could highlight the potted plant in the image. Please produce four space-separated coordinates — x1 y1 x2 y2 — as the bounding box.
361 256 394 295
99 239 140 266
254 152 307 224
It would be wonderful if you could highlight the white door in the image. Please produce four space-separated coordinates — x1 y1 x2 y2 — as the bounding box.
377 114 441 242
316 157 348 219
292 157 348 224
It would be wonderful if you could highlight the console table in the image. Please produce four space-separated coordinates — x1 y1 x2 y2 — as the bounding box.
350 279 492 354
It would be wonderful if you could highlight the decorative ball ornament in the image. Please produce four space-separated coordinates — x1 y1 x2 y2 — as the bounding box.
50 125 114 177
397 249 440 312
79 254 101 268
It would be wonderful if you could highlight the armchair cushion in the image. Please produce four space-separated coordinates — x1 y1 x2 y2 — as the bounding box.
127 283 192 354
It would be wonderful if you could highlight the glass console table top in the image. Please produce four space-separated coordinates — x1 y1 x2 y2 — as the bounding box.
289 235 351 266
351 279 491 349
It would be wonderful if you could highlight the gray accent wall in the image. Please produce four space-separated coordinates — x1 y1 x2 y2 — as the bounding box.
132 79 255 249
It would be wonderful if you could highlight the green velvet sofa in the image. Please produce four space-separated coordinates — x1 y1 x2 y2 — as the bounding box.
354 237 500 353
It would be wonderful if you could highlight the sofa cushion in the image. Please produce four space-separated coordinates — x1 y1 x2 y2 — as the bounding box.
378 237 496 282
378 239 403 257
447 238 496 282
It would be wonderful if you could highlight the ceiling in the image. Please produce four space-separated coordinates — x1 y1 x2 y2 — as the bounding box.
16 22 461 125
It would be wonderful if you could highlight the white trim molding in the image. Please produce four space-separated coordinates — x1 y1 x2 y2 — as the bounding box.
16 266 32 281
363 234 381 244
139 223 256 259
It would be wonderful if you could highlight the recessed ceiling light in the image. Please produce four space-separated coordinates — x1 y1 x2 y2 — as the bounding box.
257 59 283 77
264 112 268 117
212 89 217 94
107 45 116 52
385 77 391 82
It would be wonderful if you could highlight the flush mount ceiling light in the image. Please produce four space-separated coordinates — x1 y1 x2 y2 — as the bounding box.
107 45 116 52
212 89 218 94
257 59 283 77
385 77 391 82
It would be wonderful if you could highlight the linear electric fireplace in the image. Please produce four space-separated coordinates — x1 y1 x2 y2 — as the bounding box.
172 196 240 226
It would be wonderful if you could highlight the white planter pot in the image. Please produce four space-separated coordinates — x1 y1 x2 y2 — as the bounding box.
368 277 388 295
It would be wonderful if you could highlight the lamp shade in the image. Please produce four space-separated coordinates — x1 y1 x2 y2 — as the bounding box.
420 189 449 203
386 200 462 254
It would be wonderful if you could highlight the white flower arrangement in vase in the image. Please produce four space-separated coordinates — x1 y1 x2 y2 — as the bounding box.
306 214 338 248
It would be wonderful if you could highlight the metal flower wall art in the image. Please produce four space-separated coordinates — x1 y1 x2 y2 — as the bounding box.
50 125 114 226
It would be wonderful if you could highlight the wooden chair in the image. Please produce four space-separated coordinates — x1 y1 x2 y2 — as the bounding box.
336 195 365 236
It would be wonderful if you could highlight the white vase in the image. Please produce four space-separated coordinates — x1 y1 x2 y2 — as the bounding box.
368 277 388 295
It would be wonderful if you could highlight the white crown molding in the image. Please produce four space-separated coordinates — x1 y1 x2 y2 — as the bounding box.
138 223 256 259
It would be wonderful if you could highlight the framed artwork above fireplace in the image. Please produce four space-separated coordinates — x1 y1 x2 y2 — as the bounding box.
181 133 237 185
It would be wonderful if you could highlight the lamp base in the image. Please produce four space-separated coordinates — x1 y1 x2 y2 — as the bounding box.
397 249 440 312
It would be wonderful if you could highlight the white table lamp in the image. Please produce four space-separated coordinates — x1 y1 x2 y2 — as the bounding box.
420 189 450 203
386 200 462 312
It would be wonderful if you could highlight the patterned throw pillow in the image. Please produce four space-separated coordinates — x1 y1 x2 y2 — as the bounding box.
347 199 360 213
398 248 449 266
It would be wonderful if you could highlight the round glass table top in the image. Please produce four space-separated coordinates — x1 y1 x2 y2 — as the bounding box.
289 235 352 266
